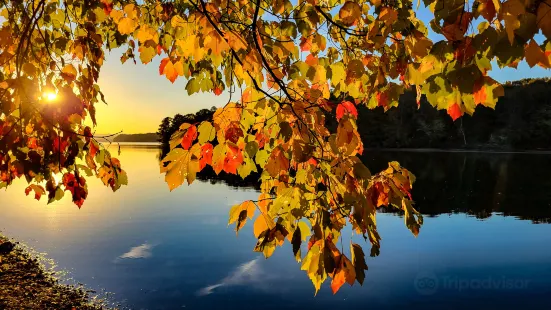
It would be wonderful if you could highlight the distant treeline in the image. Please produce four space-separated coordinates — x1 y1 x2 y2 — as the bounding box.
113 133 159 143
158 78 551 152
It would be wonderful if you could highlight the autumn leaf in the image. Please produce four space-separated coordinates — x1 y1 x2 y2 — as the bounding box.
330 255 356 294
118 17 136 35
61 64 77 83
350 243 368 285
525 39 550 68
476 0 498 22
253 215 269 238
339 2 361 26
199 143 213 170
228 200 255 234
181 125 197 150
25 184 45 201
447 102 462 121
197 122 216 144
336 101 358 121
264 147 290 177
159 57 181 83
537 0 551 39
211 144 226 175
160 147 200 190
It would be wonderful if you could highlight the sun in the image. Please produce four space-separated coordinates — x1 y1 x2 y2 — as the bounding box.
43 91 58 102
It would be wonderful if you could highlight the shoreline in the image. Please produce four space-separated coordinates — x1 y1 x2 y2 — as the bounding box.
0 234 109 309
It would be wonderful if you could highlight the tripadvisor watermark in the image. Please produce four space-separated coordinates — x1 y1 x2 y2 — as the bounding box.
414 271 530 295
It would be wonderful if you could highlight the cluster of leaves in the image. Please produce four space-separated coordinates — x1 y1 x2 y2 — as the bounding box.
0 0 128 207
2 0 550 294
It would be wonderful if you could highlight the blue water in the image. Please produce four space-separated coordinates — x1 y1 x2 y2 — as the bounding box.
1 146 551 309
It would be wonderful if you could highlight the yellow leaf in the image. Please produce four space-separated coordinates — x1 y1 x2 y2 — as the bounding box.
138 46 156 64
228 200 256 234
136 25 156 43
61 64 77 82
500 0 525 45
118 17 136 35
297 221 311 241
176 35 197 58
123 4 138 19
109 9 124 23
160 148 198 191
253 215 268 238
330 63 345 87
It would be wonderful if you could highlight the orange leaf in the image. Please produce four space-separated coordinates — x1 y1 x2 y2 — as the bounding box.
473 79 487 105
331 268 346 294
159 57 169 75
299 37 312 52
159 58 178 83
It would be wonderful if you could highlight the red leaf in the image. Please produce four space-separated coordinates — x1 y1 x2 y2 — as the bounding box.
27 137 38 149
89 141 99 158
376 92 389 107
25 185 45 201
336 101 358 121
199 143 213 170
447 103 462 121
255 132 267 149
181 125 197 150
213 86 223 96
101 0 113 15
62 173 87 208
225 123 244 144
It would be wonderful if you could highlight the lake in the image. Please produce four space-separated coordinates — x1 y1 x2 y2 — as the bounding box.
1 145 551 309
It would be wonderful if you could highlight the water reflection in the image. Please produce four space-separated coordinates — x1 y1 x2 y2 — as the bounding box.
196 257 263 296
180 148 551 222
363 150 551 223
0 145 550 309
118 242 156 260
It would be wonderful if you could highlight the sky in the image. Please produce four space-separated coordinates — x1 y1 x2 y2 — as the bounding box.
92 4 551 134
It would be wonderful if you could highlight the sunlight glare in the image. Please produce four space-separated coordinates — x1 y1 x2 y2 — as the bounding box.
43 91 58 102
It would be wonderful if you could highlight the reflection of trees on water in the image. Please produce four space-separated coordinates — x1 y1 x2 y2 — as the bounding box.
158 147 551 223
366 151 551 224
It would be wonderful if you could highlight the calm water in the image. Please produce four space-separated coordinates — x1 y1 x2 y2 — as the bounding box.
2 146 551 309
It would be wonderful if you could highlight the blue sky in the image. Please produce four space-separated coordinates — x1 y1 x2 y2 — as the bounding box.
93 4 550 134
